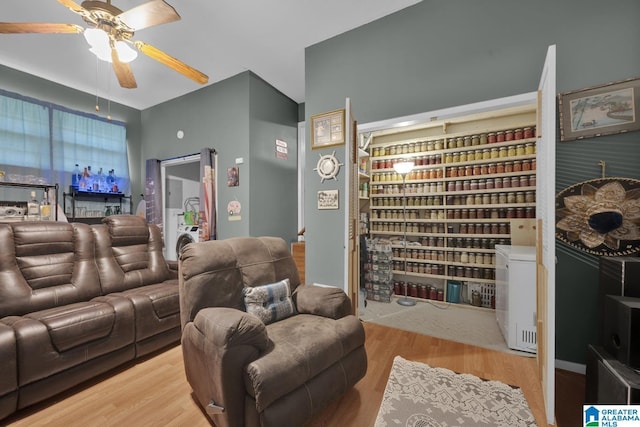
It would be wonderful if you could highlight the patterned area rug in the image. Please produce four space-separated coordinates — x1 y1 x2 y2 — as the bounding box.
375 356 537 427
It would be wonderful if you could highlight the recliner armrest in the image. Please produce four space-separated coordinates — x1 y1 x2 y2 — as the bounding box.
183 307 271 427
294 285 351 319
193 307 270 350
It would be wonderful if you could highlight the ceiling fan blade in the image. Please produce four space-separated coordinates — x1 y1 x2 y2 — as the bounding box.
134 41 208 85
111 48 137 89
117 0 180 31
56 0 88 15
0 22 83 34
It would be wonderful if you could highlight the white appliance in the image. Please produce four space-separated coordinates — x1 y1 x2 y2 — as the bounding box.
495 244 537 353
176 225 199 258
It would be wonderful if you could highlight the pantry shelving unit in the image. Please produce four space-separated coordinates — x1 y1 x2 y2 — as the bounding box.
366 104 538 307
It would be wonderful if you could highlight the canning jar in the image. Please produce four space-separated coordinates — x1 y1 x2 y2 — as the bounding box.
523 127 534 139
514 128 524 140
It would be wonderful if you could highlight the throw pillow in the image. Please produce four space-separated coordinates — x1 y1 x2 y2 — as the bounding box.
243 278 296 325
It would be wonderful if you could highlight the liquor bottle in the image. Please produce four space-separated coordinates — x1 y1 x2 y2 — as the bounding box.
105 169 114 192
79 167 89 190
110 169 119 192
27 191 40 220
87 166 97 192
72 164 81 189
95 168 104 192
39 192 51 221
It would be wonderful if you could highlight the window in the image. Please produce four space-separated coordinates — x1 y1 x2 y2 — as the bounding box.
0 90 129 194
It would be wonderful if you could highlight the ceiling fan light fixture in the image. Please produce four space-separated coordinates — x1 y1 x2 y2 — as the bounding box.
114 41 137 63
89 45 112 62
84 28 137 63
83 27 108 48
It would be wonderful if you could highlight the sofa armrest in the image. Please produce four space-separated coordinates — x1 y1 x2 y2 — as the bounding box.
166 260 178 279
294 285 352 319
182 307 270 427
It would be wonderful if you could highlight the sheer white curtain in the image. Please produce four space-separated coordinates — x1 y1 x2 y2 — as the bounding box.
0 95 51 180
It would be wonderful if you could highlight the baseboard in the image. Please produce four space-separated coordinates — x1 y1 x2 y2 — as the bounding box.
556 359 586 374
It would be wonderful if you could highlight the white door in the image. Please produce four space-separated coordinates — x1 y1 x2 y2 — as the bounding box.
536 44 556 425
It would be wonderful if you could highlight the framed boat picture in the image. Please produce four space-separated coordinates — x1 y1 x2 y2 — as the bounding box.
558 77 640 141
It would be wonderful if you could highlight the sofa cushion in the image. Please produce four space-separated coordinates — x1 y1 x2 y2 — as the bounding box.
0 222 103 317
110 281 180 343
25 301 116 353
244 313 365 412
243 279 296 325
92 215 173 295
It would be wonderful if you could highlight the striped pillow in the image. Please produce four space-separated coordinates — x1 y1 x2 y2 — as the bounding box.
243 278 296 325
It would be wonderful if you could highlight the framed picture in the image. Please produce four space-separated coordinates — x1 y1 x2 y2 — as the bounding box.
317 189 339 210
227 167 239 187
558 77 640 141
311 109 345 149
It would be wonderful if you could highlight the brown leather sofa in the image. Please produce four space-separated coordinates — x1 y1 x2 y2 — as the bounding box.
179 236 367 427
0 215 180 421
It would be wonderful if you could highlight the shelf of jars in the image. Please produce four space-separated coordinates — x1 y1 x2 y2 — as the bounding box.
367 125 537 305
370 128 537 159
392 261 495 284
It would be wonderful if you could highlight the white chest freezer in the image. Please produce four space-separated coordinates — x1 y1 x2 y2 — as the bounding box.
495 245 537 353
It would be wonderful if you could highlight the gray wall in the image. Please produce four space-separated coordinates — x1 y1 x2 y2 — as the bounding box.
248 75 299 240
141 72 251 238
0 64 143 203
141 71 298 241
304 0 640 364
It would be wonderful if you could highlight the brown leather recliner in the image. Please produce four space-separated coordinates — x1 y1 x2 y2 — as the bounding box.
179 236 367 427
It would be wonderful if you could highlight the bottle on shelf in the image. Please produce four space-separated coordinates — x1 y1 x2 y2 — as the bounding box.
112 170 119 193
72 164 81 189
79 166 90 190
94 168 105 192
27 191 40 220
86 166 94 191
39 192 51 221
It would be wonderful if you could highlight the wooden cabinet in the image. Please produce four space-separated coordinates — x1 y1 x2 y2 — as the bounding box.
366 105 538 306
291 241 305 284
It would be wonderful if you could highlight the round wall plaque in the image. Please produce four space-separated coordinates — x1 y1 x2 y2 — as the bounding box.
314 151 343 183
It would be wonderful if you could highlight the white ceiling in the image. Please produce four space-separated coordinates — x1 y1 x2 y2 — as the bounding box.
0 0 421 110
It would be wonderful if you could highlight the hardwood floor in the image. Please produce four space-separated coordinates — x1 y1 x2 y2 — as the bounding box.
4 322 584 427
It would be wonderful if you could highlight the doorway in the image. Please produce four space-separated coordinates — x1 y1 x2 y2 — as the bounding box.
161 154 200 261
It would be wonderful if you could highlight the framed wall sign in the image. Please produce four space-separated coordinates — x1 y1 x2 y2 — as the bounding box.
317 189 339 210
558 77 640 141
311 109 345 149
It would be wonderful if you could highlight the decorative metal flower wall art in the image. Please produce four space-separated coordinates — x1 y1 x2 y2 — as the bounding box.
556 178 640 255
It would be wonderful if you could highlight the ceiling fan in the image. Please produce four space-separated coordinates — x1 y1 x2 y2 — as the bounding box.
0 0 209 89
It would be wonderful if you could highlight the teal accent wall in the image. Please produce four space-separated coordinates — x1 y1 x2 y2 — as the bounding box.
141 71 298 241
141 72 251 238
248 75 298 240
304 0 640 363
